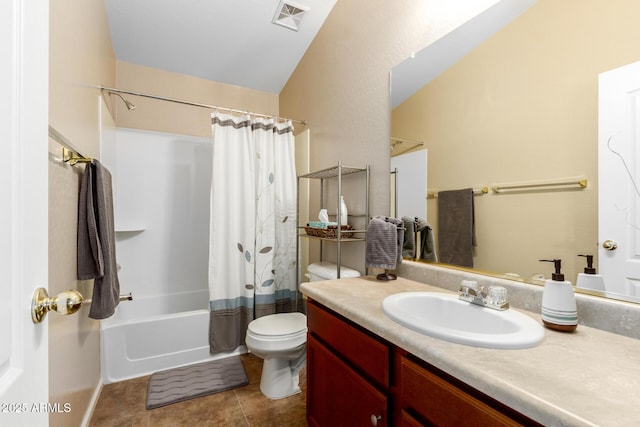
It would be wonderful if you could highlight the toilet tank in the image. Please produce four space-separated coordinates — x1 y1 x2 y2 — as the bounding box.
306 262 361 282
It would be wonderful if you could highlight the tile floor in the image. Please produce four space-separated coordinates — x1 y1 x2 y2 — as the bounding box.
89 354 307 426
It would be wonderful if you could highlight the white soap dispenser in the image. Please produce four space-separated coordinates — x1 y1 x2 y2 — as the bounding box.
576 254 606 292
338 196 348 226
539 259 578 332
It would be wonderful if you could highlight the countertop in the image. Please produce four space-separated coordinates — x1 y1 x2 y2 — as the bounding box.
300 276 640 427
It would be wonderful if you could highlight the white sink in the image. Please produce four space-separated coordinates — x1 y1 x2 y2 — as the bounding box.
382 292 544 349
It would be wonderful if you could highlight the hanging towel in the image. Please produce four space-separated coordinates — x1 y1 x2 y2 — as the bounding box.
77 160 121 319
437 189 476 268
417 219 437 262
366 216 403 270
401 217 416 258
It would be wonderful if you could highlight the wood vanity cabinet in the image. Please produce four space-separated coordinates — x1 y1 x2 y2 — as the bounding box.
306 299 389 427
306 299 542 427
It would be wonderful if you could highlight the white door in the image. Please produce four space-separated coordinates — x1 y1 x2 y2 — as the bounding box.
598 61 640 300
0 0 50 425
295 130 310 283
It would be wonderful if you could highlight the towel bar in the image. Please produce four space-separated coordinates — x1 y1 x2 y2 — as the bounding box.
31 287 132 323
427 187 488 199
492 176 587 193
61 147 92 165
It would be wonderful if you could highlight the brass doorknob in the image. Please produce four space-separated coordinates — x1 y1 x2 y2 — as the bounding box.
602 240 618 251
31 287 84 323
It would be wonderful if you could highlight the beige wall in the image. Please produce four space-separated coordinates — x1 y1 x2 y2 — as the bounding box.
280 0 502 273
48 0 115 425
391 0 640 283
114 61 279 137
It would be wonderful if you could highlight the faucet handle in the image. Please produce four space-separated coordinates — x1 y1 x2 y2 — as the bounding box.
459 280 476 296
486 286 509 310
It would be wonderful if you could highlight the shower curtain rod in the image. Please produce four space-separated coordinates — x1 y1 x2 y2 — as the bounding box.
99 85 308 125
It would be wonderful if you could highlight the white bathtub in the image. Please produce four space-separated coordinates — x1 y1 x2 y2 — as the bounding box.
100 289 245 384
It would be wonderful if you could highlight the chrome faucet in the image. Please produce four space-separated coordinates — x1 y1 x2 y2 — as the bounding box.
459 280 509 311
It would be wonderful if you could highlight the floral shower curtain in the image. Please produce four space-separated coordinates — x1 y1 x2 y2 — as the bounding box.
208 112 297 352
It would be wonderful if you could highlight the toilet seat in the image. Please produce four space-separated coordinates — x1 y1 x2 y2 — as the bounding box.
246 312 307 353
247 312 307 339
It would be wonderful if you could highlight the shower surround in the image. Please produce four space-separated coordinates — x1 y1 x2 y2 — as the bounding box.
100 128 240 383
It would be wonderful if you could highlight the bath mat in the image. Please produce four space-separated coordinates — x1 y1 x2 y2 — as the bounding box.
146 356 248 409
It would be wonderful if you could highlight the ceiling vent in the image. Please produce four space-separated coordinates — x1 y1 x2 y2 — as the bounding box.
272 0 310 31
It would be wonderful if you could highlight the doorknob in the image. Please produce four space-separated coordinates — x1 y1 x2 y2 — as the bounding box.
602 240 618 251
31 288 133 323
31 287 84 323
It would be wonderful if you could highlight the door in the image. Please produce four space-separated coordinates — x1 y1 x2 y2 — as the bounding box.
295 130 310 285
0 0 50 425
598 61 640 300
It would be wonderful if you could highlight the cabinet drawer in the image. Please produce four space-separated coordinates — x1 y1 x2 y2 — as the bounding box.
399 355 524 427
307 299 390 389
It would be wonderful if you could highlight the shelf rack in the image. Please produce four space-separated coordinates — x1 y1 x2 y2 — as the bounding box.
297 162 370 281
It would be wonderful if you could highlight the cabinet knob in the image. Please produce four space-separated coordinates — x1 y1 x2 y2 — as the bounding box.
370 415 382 426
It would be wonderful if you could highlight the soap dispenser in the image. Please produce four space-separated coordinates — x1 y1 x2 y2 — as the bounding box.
337 196 348 226
539 259 578 332
576 254 606 292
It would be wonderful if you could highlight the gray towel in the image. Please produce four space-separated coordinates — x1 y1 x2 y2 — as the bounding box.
401 217 416 258
77 160 120 319
417 220 437 262
401 216 437 262
437 189 476 268
366 216 403 270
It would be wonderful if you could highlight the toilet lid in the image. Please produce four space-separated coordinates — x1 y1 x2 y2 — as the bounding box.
247 312 307 337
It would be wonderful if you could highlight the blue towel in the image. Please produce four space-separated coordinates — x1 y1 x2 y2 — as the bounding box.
307 221 337 229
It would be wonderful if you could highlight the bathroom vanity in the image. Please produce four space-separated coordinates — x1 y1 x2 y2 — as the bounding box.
300 275 640 427
307 298 539 426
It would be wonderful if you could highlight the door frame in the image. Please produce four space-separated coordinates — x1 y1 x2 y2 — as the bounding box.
0 0 50 424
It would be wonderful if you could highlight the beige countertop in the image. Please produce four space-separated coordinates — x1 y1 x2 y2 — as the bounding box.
300 276 640 427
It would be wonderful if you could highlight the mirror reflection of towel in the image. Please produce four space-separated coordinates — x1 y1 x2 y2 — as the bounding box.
417 220 437 262
401 217 416 258
401 217 437 262
437 189 476 268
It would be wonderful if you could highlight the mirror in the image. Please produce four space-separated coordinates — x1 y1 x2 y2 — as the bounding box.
390 0 640 302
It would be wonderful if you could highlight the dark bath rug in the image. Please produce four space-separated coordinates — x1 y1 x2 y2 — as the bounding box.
146 356 249 409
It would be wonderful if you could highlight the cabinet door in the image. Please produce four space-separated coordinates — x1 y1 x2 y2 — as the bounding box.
307 334 388 427
398 355 525 427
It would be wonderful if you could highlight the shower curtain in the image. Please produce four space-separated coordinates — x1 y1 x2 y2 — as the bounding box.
208 112 297 352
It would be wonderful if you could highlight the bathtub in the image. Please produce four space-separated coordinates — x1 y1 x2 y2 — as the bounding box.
100 289 245 384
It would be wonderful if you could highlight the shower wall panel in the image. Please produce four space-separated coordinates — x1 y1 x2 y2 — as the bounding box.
102 127 212 298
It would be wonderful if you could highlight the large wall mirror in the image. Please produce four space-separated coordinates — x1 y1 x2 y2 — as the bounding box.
390 0 640 303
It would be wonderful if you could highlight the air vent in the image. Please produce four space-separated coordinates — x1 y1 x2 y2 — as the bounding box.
272 0 309 31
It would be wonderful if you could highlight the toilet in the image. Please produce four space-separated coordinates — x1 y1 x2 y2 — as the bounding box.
245 262 360 399
245 312 307 399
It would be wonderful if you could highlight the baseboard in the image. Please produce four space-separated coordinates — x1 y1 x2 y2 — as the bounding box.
81 379 103 427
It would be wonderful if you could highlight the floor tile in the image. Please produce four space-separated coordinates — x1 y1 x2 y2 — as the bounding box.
89 354 307 427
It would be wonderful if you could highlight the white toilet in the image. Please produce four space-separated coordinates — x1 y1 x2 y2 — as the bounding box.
245 312 307 399
245 262 360 400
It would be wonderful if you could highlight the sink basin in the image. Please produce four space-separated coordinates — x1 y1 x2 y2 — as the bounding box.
382 292 544 349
